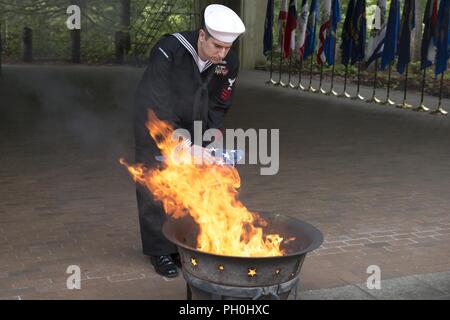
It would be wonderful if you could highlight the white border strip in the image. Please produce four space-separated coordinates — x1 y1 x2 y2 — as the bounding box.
172 33 213 72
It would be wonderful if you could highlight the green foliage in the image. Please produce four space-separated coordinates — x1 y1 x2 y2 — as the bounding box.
0 0 196 63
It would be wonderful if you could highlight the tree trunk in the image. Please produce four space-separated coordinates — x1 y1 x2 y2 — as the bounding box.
71 29 81 63
22 27 33 63
70 0 84 63
0 25 3 76
121 0 131 54
413 0 424 62
115 31 125 64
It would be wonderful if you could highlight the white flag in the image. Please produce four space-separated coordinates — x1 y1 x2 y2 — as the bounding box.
366 0 387 65
296 0 309 58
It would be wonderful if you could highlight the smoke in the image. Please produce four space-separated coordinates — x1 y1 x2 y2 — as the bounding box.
0 64 144 161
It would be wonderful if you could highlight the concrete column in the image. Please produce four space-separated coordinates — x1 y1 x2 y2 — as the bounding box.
238 0 266 70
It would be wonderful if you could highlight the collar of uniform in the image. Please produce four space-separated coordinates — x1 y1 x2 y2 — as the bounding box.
172 30 214 73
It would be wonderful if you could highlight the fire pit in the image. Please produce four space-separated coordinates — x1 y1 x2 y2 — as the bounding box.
162 212 323 300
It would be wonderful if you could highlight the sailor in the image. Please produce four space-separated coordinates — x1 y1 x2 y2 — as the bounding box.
133 4 246 278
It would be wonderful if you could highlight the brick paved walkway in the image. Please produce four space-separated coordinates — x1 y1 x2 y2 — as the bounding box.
0 65 449 299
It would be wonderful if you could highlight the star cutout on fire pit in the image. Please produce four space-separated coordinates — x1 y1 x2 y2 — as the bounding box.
248 268 257 277
218 265 224 272
190 258 198 266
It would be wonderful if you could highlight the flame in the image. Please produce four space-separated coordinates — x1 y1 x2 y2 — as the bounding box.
121 111 288 257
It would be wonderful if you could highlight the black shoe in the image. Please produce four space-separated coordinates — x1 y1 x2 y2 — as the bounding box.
171 253 182 268
150 255 178 278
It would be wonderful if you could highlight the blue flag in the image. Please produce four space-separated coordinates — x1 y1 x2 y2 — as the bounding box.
341 0 356 66
263 0 274 56
350 0 367 65
324 0 341 65
435 0 450 76
380 0 400 70
421 0 439 70
396 0 415 74
304 0 319 60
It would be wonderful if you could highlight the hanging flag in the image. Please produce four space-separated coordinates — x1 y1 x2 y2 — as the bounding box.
380 0 400 70
324 0 341 65
278 0 288 53
283 0 298 58
296 0 310 59
350 0 367 65
421 0 439 70
435 0 450 76
304 0 319 60
366 0 387 67
396 0 416 74
317 0 332 64
341 0 356 66
263 0 274 57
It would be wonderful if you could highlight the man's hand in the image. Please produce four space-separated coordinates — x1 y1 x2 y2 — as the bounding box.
171 139 221 165
189 144 216 164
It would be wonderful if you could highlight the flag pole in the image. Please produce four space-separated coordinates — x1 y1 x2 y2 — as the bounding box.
297 56 306 90
274 52 286 86
351 60 365 100
318 63 326 93
381 62 395 105
265 45 277 85
269 47 276 84
287 55 296 88
326 38 338 96
366 59 381 103
307 55 317 92
396 63 412 109
264 0 276 85
325 60 336 95
430 72 448 115
413 68 430 112
337 64 351 98
266 43 277 84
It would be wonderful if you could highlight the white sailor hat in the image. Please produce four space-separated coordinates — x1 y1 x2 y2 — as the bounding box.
204 4 246 44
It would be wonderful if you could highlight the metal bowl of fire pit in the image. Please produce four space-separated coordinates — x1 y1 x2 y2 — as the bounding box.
162 212 323 299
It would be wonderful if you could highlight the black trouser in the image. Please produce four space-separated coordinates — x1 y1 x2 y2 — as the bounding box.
134 126 177 257
135 182 177 256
